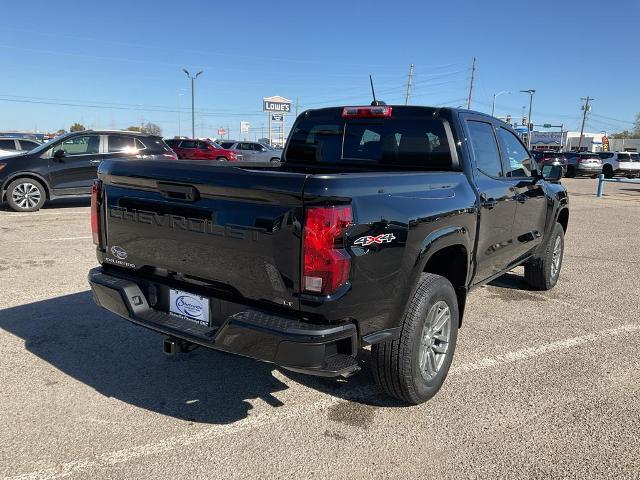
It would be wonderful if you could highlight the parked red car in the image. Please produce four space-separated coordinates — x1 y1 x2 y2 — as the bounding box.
164 138 242 161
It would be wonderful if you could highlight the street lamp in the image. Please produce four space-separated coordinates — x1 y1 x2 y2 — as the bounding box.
176 90 185 137
520 89 536 148
183 68 203 139
491 91 510 117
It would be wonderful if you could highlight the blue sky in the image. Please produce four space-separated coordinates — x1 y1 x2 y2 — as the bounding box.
1 0 638 138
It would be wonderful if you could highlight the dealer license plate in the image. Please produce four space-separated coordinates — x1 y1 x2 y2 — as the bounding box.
169 289 210 326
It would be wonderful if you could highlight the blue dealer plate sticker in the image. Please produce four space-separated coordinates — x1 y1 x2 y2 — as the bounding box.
169 289 210 326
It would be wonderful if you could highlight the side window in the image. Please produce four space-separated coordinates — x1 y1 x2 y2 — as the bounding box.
59 135 100 155
108 135 136 153
466 121 503 177
496 128 532 177
252 143 264 151
196 141 209 150
19 140 39 150
179 140 197 149
0 139 17 150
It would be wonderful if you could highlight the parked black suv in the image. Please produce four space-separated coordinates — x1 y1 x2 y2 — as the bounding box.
0 130 175 212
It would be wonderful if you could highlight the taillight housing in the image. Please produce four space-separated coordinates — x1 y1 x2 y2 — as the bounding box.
91 180 102 246
228 151 237 160
303 205 353 295
341 106 392 118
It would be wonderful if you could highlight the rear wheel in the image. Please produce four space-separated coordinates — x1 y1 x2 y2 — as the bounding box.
216 156 228 162
565 166 576 178
270 157 280 163
6 178 47 212
524 223 564 290
603 164 614 179
371 273 459 404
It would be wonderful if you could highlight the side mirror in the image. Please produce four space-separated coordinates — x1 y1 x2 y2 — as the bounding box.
542 164 563 183
53 149 66 159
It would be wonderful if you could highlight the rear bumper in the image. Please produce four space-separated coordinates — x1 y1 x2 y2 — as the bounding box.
576 165 601 175
88 267 359 377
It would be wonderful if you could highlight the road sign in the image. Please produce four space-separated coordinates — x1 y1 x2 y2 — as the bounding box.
263 96 291 113
271 114 284 122
543 123 552 128
217 128 226 136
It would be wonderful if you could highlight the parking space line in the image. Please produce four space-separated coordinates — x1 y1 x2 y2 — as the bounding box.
1 211 89 217
3 236 91 244
5 322 639 480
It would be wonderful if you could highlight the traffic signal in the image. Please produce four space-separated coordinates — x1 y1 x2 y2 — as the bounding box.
528 123 534 131
521 117 527 126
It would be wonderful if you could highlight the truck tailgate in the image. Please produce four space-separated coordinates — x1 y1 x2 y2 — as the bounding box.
98 159 306 310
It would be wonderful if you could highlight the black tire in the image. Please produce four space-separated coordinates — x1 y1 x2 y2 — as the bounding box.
216 156 228 162
371 273 459 404
6 178 47 212
524 223 564 291
270 157 280 163
565 166 576 178
603 165 614 179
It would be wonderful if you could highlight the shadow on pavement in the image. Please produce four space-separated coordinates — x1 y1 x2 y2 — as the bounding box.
0 291 391 425
488 272 529 290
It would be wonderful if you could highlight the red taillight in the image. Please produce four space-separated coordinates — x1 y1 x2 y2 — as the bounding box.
163 152 178 160
303 205 353 295
91 180 101 246
341 106 392 118
228 151 237 160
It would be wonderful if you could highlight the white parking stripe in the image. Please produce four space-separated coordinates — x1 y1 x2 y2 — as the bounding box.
5 322 639 480
3 236 91 244
1 211 88 217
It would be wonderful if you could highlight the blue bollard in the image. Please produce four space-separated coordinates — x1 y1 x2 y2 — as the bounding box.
596 174 605 197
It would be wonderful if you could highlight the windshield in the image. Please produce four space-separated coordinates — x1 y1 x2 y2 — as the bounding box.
285 114 453 170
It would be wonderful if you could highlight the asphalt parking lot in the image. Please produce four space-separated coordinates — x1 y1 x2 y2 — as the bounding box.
1 178 639 479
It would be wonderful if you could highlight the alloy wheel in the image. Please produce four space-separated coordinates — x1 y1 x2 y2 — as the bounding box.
11 182 42 210
418 300 451 380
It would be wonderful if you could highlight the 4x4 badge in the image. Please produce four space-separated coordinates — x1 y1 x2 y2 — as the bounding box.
354 233 396 247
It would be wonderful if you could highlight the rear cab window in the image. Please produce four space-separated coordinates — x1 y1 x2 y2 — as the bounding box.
283 107 454 171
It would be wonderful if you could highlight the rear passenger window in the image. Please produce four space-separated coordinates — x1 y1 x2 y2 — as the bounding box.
466 121 503 177
0 139 16 150
179 140 197 149
496 128 532 177
108 135 136 153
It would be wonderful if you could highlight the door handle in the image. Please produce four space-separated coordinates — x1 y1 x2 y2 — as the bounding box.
89 159 102 165
480 194 498 210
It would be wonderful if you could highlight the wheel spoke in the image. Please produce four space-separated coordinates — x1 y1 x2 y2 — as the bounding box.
432 343 448 354
431 306 450 333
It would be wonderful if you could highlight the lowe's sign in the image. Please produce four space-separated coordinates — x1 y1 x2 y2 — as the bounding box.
263 96 291 113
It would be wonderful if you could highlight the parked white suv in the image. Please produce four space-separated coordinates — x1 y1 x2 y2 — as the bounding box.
598 151 640 178
0 137 41 157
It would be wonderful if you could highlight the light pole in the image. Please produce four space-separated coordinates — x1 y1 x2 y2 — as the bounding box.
183 68 203 139
520 89 536 148
491 91 510 117
176 90 185 137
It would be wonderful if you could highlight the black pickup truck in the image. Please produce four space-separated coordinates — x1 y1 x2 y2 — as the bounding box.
88 105 568 404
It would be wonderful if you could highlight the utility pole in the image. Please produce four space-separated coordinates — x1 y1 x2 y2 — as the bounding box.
295 97 299 117
183 69 203 139
577 96 593 152
520 89 536 149
466 57 476 110
404 63 414 105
